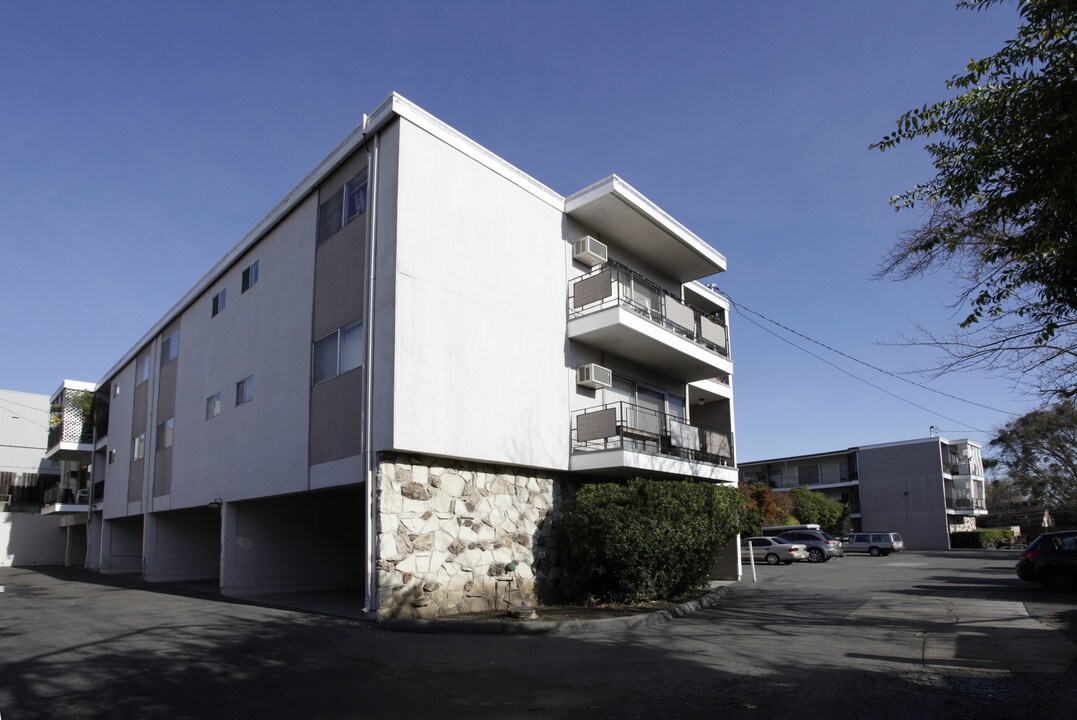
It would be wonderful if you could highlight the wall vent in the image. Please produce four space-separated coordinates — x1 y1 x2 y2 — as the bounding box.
576 363 613 390
573 236 608 267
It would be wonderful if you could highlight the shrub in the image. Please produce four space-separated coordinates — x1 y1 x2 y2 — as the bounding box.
950 529 1015 549
556 478 743 604
788 486 849 535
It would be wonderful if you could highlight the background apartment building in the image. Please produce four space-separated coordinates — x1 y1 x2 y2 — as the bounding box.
39 94 737 618
740 437 988 549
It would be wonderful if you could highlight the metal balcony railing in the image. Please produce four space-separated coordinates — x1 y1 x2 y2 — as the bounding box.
572 400 734 467
946 495 987 511
42 483 89 507
568 261 730 358
947 461 983 477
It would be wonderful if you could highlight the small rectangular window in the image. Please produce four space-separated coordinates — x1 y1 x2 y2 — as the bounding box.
236 375 254 406
108 448 116 465
340 320 364 374
206 392 222 419
157 418 174 450
344 170 368 223
212 289 226 317
137 355 151 385
317 189 344 244
132 433 146 461
312 332 339 385
241 260 259 293
161 330 180 366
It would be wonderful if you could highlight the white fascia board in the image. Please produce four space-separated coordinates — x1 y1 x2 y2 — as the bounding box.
96 93 565 386
565 175 727 272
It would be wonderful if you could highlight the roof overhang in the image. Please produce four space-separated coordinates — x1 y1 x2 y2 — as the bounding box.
565 175 726 283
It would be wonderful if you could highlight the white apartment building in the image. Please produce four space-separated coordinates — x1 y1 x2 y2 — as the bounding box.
40 94 737 619
740 437 988 550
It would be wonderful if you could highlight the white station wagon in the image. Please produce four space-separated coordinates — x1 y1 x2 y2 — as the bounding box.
839 532 905 556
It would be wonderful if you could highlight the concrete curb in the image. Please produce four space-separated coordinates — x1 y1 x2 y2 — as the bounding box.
382 583 735 635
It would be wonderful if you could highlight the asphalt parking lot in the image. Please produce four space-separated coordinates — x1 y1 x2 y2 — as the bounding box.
1 550 1075 719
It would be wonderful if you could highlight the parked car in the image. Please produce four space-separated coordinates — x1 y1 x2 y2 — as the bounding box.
740 536 808 565
839 532 905 556
779 529 845 563
1015 530 1077 592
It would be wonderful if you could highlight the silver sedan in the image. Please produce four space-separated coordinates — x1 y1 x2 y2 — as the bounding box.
740 536 809 565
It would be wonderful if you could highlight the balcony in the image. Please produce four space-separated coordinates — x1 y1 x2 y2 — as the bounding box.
45 381 97 461
947 461 983 477
568 262 733 381
570 400 737 483
947 495 988 514
41 482 90 514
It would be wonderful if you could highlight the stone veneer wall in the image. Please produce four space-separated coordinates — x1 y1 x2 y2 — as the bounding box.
376 454 563 620
948 515 978 533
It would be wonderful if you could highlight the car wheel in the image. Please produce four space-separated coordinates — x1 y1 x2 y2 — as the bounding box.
765 553 780 565
807 548 825 563
1040 569 1076 593
869 547 882 557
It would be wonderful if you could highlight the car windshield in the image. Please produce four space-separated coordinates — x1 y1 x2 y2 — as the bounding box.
892 534 903 542
822 533 838 541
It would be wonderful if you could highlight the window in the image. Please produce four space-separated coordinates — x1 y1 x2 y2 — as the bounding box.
137 355 151 385
161 330 179 366
318 190 344 244
236 375 254 406
312 320 364 385
344 170 368 223
212 289 226 317
317 169 368 244
156 418 174 450
108 449 116 465
206 392 222 419
132 433 146 461
241 260 259 293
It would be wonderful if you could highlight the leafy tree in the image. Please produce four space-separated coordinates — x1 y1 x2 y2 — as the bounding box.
871 0 1077 399
788 486 848 535
739 482 795 535
990 400 1077 514
985 476 1028 509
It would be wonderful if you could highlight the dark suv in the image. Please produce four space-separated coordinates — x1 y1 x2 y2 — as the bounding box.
1015 530 1077 592
779 530 844 563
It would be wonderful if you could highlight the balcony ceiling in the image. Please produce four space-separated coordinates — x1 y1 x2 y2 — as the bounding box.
568 307 732 381
565 176 726 283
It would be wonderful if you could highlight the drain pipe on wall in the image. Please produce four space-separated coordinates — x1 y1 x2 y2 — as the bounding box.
361 130 380 616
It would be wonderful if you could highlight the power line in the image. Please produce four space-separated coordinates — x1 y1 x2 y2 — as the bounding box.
720 293 1011 414
723 297 987 433
0 400 51 430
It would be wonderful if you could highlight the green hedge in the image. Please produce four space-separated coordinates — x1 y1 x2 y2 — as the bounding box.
556 478 743 604
950 529 1015 548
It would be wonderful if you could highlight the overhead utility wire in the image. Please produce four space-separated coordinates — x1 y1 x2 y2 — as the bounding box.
0 400 50 430
723 299 987 434
718 291 1010 415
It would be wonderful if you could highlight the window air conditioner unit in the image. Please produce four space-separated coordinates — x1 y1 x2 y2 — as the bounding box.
573 236 608 267
576 363 613 390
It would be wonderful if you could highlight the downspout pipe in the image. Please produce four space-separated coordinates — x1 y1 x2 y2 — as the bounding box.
361 129 380 615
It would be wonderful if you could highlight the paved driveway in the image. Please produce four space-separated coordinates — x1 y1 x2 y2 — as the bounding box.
1 551 1074 719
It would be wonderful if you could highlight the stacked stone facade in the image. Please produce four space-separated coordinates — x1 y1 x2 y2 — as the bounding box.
375 454 562 619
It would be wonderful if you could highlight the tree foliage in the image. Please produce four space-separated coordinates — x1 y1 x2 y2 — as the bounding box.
871 0 1077 398
739 482 796 535
556 479 743 604
990 399 1077 514
788 486 849 536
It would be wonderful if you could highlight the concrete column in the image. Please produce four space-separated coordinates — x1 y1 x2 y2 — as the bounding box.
219 501 238 591
710 535 742 581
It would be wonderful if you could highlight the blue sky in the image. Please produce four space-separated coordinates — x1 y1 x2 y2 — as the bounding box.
0 1 1037 460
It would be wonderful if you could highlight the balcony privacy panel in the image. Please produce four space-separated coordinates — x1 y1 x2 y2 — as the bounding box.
576 408 617 442
665 300 696 334
700 317 727 352
573 269 612 309
703 429 731 459
669 419 701 451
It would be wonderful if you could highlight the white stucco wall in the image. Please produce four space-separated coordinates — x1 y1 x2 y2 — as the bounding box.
1 512 66 566
168 198 318 508
388 119 571 470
